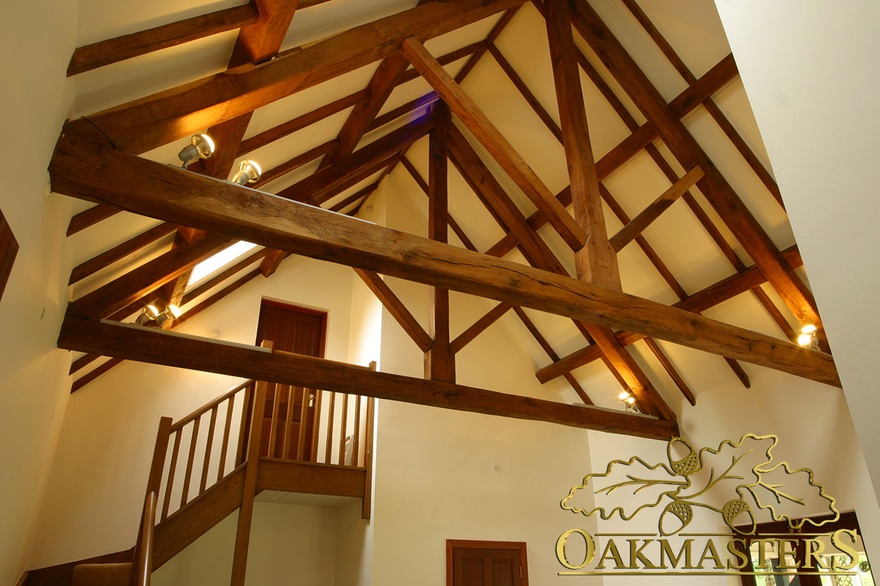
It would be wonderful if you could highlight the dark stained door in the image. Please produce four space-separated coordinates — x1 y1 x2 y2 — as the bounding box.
448 541 528 586
255 300 326 461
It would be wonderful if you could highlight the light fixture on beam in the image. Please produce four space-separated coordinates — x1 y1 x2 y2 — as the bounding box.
797 324 819 349
231 160 262 185
177 134 216 168
156 304 182 327
135 304 182 327
135 304 160 326
618 390 640 413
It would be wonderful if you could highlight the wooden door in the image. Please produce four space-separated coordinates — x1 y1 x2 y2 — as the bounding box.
737 512 873 586
447 540 528 586
255 300 326 461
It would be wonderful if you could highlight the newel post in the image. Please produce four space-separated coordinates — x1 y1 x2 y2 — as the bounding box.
131 416 173 586
230 340 272 586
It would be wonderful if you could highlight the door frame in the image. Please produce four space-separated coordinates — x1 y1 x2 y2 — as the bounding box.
446 539 529 586
736 511 870 586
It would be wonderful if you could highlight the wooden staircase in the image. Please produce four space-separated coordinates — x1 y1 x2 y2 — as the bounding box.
26 362 375 586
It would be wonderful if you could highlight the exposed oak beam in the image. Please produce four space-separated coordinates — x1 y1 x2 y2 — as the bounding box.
49 135 839 386
66 4 260 76
58 315 678 440
619 0 781 207
512 307 593 405
536 247 804 382
276 117 433 204
319 52 411 170
426 104 455 382
546 0 619 289
69 222 177 285
232 0 298 67
70 232 233 320
609 166 704 252
451 302 513 354
447 125 671 418
400 36 587 251
63 0 528 155
453 6 522 83
568 1 820 328
354 269 432 353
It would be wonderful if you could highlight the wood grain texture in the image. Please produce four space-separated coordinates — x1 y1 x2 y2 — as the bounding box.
354 269 432 352
49 136 838 386
568 1 820 328
64 0 527 155
401 37 587 251
153 467 245 568
609 166 704 251
536 246 804 382
426 104 455 382
58 315 680 439
256 459 366 496
67 4 259 76
546 0 619 289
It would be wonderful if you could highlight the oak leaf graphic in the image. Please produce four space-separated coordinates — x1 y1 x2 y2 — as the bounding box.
561 434 840 536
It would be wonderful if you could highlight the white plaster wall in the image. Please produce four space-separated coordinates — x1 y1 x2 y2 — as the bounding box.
29 256 355 568
152 503 339 586
336 501 373 586
714 0 880 551
335 187 389 586
368 169 597 585
0 0 78 583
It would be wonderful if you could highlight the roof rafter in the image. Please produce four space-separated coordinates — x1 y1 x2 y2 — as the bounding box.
63 0 529 155
568 1 820 329
536 246 804 382
401 36 587 251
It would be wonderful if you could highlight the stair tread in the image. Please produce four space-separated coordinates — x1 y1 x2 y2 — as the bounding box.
72 562 132 586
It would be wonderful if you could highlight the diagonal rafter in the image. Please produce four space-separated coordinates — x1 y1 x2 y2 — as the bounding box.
318 52 412 170
400 36 586 252
618 0 783 208
62 0 528 155
276 116 433 204
447 125 671 417
536 247 804 383
354 269 432 353
70 233 234 320
567 1 820 330
66 3 260 76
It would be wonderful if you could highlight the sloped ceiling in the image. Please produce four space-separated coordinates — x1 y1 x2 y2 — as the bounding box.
50 0 838 439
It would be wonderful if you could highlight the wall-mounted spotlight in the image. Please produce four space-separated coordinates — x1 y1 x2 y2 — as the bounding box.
231 160 262 185
135 305 161 326
135 304 182 327
796 324 818 349
156 304 182 327
618 390 640 413
178 134 216 167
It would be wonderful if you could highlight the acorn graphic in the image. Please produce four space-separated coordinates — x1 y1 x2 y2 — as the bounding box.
659 500 693 535
668 438 701 477
722 498 756 534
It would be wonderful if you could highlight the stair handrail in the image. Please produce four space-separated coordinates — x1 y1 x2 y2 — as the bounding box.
131 491 157 586
169 379 255 434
